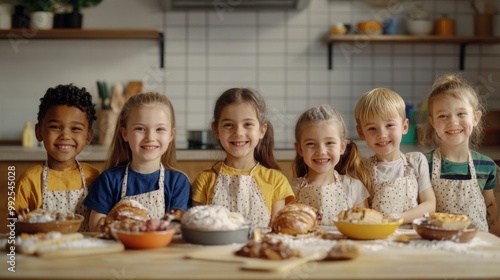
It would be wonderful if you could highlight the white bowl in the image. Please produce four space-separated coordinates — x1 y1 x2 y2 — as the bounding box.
406 19 433 35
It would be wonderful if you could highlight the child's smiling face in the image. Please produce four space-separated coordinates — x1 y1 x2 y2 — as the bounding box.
121 104 174 170
429 95 481 148
214 101 267 167
357 115 408 162
36 105 93 170
295 120 345 178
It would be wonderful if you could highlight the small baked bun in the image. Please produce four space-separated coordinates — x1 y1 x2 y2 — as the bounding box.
426 212 470 230
323 240 361 260
338 207 386 224
271 203 319 235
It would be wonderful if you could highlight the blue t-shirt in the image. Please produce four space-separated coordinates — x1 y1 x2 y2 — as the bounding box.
84 164 191 215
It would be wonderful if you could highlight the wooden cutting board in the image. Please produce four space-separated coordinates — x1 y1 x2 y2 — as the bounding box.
185 245 322 272
36 238 124 258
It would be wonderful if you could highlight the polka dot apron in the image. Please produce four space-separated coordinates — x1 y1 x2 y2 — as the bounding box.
295 171 348 226
42 160 90 232
369 154 418 226
118 163 165 219
431 149 488 231
211 162 270 228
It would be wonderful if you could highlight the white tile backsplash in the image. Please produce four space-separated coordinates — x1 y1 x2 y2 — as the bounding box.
1 0 500 150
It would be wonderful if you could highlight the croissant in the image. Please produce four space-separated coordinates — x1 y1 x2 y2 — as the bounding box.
271 203 319 235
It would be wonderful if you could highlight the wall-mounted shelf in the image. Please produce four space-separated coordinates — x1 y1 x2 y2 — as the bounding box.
0 29 165 68
324 34 500 70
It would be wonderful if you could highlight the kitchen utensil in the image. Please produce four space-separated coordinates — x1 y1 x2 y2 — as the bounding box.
412 217 478 243
473 0 485 13
125 81 143 100
115 229 176 249
474 13 493 36
334 218 403 240
485 1 495 14
16 214 84 234
181 226 250 245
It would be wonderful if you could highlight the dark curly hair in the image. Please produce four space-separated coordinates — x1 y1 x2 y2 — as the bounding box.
37 84 97 128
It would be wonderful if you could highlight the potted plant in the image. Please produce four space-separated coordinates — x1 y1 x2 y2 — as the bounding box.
56 0 102 28
21 0 58 29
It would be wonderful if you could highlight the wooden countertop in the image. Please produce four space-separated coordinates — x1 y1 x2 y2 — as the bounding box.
2 230 500 280
2 144 499 162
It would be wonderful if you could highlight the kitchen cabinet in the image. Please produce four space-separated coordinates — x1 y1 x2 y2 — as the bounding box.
0 29 165 68
324 34 500 70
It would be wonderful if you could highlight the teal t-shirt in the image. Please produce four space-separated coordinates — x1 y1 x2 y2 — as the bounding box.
425 150 497 191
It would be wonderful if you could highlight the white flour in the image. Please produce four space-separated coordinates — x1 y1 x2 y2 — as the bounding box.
265 227 499 258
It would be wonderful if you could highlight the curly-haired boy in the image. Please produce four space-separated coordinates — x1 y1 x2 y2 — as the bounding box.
14 84 100 231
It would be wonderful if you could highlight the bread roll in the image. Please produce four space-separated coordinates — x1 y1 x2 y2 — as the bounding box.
337 207 385 224
271 204 319 235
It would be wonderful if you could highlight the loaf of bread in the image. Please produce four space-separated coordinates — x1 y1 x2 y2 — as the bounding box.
271 204 319 235
426 212 470 230
337 207 386 224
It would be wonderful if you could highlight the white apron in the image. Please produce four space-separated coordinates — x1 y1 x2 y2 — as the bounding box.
431 149 488 231
211 162 270 228
370 154 419 218
42 160 90 232
295 171 348 226
118 163 166 219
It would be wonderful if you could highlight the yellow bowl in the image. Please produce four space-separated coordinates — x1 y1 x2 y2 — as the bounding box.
334 219 403 240
16 214 84 234
115 229 176 249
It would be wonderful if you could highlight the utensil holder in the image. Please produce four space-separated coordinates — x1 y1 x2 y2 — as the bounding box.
474 14 493 36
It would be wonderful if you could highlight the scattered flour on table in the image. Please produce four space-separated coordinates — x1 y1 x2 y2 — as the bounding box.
266 228 499 258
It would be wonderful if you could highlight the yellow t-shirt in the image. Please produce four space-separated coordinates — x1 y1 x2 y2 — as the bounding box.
191 162 295 213
14 163 100 213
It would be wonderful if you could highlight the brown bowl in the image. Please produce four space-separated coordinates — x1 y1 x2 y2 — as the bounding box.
412 218 478 243
15 215 84 234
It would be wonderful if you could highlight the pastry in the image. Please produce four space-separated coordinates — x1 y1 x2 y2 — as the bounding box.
337 207 386 224
426 212 470 230
98 200 150 238
105 199 149 221
234 236 301 260
323 240 361 260
15 232 84 255
181 205 247 231
271 204 319 235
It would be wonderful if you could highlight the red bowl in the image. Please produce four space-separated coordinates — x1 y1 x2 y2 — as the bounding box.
115 229 175 249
